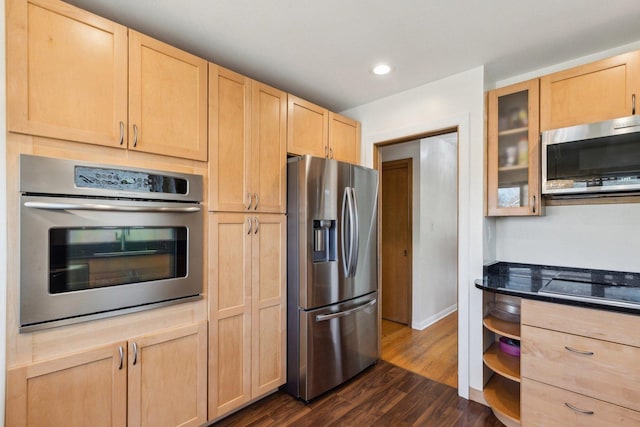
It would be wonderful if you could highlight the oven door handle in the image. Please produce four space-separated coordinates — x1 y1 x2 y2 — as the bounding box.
23 201 201 213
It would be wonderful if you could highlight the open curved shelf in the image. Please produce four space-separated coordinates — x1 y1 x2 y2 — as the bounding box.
483 315 520 340
484 375 521 427
483 342 520 383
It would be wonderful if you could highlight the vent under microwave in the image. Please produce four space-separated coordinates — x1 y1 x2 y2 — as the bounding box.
542 116 640 196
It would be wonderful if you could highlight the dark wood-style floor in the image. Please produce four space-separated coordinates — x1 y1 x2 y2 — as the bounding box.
211 361 501 426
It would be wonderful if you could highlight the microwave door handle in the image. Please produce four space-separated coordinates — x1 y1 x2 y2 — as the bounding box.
23 201 201 213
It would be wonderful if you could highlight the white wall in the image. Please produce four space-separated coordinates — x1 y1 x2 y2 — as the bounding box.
415 133 458 329
497 204 640 272
342 66 486 398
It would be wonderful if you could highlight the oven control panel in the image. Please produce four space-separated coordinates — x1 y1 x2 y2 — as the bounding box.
75 166 187 194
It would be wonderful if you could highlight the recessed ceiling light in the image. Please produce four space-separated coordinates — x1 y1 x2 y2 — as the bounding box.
372 63 391 76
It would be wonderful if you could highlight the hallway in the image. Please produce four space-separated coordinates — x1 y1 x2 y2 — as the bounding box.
381 311 458 388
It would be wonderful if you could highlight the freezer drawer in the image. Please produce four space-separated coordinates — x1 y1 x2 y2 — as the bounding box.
290 292 379 401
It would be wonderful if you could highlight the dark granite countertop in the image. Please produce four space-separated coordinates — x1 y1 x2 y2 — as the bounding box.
475 262 640 315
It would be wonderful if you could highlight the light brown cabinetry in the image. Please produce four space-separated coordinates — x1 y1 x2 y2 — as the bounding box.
6 322 207 427
208 213 286 418
487 79 541 216
6 342 127 427
540 50 640 131
482 314 521 427
521 299 640 425
7 0 208 161
128 31 208 161
209 65 287 213
329 112 361 164
287 95 360 164
127 322 208 427
7 0 128 148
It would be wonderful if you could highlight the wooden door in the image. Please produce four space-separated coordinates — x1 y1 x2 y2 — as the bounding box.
209 65 252 211
7 0 128 147
251 82 287 213
540 50 640 131
381 159 412 324
251 214 287 397
328 112 361 164
6 342 127 427
129 30 208 161
128 322 207 427
208 213 252 417
287 94 328 157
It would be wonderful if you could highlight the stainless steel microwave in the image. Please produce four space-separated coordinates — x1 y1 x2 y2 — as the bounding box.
542 116 640 196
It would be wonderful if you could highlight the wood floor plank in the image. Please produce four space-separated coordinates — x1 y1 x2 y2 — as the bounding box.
382 311 458 388
209 361 500 426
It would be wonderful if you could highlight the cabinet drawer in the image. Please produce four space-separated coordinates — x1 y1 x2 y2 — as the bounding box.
522 377 640 426
521 299 640 347
522 325 640 412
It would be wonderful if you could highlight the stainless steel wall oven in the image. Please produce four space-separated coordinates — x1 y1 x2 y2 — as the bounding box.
19 155 204 332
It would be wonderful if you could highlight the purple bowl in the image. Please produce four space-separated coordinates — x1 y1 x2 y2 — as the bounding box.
499 336 520 357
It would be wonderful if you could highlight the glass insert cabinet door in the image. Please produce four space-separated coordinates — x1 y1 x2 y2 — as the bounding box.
487 79 542 216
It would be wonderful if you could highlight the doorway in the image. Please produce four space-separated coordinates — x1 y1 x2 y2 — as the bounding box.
381 158 412 325
377 131 459 390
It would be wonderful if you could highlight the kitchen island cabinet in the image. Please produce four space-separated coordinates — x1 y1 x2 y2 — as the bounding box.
540 50 640 131
209 65 287 213
208 213 286 419
486 79 542 216
7 0 208 161
6 321 207 427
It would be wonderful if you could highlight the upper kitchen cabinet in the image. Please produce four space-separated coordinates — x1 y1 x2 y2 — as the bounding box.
329 112 361 164
487 79 542 216
209 65 287 213
7 0 128 147
7 0 208 161
287 94 361 164
128 31 208 161
540 50 640 131
287 94 329 158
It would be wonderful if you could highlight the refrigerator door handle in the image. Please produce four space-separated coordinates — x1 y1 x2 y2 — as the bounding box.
341 187 351 276
315 298 377 322
349 187 360 276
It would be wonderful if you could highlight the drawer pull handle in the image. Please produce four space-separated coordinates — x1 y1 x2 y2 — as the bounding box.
565 402 594 415
564 346 594 356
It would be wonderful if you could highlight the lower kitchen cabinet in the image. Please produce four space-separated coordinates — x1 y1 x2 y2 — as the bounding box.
208 213 286 419
521 299 640 425
6 322 207 427
127 322 208 427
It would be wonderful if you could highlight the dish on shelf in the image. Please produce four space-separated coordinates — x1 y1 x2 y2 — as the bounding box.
499 337 521 357
487 300 521 322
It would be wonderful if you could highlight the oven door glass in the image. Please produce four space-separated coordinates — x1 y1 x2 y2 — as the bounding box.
49 226 187 293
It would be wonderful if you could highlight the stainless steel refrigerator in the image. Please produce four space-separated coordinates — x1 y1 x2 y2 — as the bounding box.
285 155 379 401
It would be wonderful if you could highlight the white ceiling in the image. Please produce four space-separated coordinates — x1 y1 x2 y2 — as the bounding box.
66 0 640 112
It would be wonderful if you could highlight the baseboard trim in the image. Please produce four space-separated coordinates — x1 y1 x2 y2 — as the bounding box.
412 304 457 330
468 387 488 406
